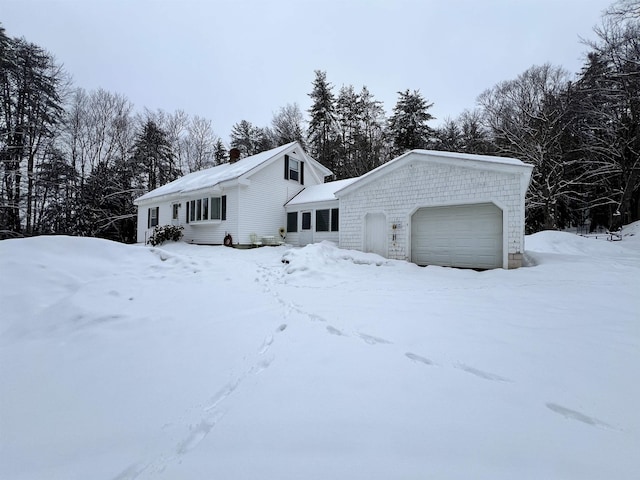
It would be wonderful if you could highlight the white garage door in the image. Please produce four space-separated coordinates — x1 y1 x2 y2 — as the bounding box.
411 203 503 269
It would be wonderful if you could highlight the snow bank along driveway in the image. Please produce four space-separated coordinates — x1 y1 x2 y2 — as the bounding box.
1 226 639 480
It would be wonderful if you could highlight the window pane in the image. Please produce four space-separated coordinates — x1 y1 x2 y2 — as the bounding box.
196 199 202 221
190 200 195 222
331 208 339 231
302 212 311 230
172 204 179 220
203 198 209 220
316 209 329 232
287 212 298 232
211 197 221 220
289 159 299 182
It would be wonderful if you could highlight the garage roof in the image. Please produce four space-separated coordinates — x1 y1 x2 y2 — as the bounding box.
335 149 533 197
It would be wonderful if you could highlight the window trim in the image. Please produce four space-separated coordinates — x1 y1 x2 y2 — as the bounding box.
284 154 304 185
148 206 159 228
301 211 312 230
316 209 330 232
186 195 226 224
314 208 339 232
287 211 298 233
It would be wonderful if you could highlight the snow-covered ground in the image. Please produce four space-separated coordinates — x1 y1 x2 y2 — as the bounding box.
1 224 639 479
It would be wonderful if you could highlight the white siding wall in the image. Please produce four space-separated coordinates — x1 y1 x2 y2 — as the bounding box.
339 160 526 265
136 151 329 246
285 199 340 246
237 155 320 245
136 198 175 244
181 188 239 245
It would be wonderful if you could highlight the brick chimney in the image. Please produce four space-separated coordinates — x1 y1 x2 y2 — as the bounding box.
229 148 241 164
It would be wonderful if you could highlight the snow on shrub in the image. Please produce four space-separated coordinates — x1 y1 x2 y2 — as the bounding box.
147 225 184 246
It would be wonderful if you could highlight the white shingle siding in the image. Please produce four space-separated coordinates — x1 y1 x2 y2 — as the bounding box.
338 156 530 268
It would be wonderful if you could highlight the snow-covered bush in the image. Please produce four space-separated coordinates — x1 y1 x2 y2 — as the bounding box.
147 225 184 246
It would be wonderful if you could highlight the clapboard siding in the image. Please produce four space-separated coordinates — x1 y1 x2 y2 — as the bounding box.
238 154 307 245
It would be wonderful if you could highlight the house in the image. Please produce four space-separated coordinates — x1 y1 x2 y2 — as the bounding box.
136 144 533 269
333 150 533 269
134 142 332 246
284 178 358 246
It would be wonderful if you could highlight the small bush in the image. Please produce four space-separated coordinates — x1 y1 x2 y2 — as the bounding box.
148 225 184 246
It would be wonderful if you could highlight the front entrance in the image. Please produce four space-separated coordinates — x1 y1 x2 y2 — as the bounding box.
364 212 387 257
299 211 313 246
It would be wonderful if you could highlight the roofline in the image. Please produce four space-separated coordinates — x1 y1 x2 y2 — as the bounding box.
335 149 533 198
239 141 333 184
134 141 333 204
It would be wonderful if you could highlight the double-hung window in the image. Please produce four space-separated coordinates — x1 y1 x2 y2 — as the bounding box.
289 159 299 182
284 154 304 184
148 207 159 228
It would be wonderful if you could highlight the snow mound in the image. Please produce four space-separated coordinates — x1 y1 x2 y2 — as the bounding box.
0 236 191 339
281 241 389 275
526 228 635 257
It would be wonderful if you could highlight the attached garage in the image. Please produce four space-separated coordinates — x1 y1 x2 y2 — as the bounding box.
335 150 533 269
411 203 503 269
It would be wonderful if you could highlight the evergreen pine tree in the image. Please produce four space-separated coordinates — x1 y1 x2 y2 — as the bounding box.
307 70 339 174
131 120 177 191
388 89 435 156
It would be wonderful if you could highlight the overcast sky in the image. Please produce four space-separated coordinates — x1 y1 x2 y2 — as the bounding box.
4 0 614 142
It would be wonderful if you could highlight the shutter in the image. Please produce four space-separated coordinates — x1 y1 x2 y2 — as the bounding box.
186 201 189 224
300 161 304 185
284 155 289 180
147 208 151 228
221 195 227 221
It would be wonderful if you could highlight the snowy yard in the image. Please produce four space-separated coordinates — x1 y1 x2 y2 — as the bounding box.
1 225 639 479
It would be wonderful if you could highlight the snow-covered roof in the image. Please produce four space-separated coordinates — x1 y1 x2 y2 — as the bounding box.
135 142 298 203
335 149 533 198
412 149 527 167
285 178 359 206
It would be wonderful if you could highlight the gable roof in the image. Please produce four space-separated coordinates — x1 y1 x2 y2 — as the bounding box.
335 149 533 198
135 142 331 204
285 178 359 207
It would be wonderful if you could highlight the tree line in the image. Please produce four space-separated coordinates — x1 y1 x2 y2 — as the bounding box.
1 1 638 242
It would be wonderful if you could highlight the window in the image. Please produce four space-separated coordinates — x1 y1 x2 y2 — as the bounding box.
172 204 179 220
315 208 339 232
316 209 330 232
287 212 298 232
284 155 304 184
301 211 311 230
186 195 226 223
331 208 339 231
210 197 221 220
148 207 159 228
289 159 299 182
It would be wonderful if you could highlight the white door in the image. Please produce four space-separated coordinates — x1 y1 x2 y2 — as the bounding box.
299 211 313 246
364 212 387 257
411 203 503 269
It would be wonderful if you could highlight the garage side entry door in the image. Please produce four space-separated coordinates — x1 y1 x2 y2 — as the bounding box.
411 203 503 269
364 212 387 257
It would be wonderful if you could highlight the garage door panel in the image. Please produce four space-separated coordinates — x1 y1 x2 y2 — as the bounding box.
411 203 503 269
